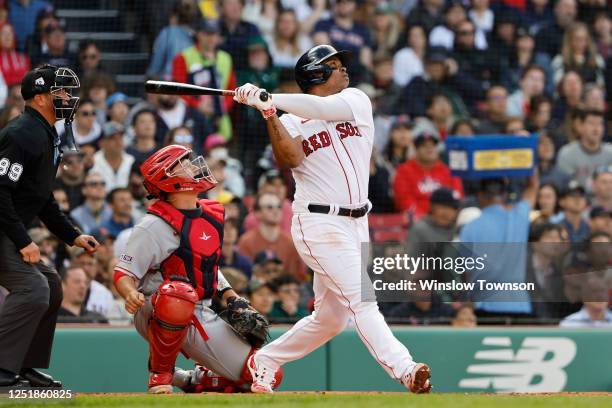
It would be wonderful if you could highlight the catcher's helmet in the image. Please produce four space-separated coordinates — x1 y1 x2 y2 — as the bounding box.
140 144 217 198
294 45 351 93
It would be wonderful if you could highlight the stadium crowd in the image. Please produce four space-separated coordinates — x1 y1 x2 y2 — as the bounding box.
0 0 610 327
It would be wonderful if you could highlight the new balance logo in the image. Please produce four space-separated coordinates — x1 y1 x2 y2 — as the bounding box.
301 119 311 124
199 232 212 241
459 337 576 392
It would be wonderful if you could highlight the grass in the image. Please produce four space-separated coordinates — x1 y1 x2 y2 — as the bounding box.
0 393 610 408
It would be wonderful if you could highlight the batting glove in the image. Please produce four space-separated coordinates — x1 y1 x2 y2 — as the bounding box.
234 83 277 119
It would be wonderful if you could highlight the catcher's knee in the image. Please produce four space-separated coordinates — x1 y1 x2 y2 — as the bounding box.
152 280 199 327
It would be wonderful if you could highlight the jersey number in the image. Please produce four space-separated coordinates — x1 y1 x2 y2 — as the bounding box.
0 158 23 182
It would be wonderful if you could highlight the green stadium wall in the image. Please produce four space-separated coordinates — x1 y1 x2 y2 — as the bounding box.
48 327 612 393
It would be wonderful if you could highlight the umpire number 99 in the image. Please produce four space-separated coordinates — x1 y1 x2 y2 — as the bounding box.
8 389 74 399
0 157 23 182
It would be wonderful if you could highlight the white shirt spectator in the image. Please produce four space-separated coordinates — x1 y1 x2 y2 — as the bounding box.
90 150 135 191
392 47 424 87
266 35 313 69
429 25 488 50
86 280 114 317
560 306 612 328
468 9 494 36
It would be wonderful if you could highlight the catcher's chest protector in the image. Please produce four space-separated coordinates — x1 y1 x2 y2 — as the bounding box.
148 199 225 300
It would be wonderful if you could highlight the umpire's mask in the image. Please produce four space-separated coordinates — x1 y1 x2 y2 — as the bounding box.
50 67 80 121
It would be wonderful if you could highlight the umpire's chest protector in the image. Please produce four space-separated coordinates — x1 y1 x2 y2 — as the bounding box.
147 199 224 300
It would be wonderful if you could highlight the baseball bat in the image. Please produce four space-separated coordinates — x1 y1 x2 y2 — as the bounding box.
145 80 269 101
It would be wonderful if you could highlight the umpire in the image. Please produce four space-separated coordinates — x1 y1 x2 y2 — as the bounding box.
0 65 99 387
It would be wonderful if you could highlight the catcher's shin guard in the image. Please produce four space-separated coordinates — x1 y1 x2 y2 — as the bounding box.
148 280 198 387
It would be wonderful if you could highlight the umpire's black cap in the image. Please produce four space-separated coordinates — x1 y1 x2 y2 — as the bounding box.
21 65 57 100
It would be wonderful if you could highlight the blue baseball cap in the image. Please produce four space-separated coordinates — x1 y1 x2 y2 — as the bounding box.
106 92 128 108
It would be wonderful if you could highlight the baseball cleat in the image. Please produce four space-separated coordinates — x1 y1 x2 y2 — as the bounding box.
148 372 173 394
172 367 195 392
247 355 276 394
402 363 432 394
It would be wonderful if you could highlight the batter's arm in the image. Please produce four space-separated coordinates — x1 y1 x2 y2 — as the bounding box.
266 115 305 168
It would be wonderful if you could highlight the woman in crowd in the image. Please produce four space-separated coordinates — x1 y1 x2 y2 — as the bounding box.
551 22 605 86
266 8 312 69
0 23 30 87
392 24 426 87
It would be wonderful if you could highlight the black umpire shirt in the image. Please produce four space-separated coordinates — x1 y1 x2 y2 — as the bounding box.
0 106 80 250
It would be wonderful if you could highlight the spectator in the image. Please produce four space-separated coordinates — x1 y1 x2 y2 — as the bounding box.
70 172 111 235
236 35 279 93
370 55 401 115
0 23 30 87
551 22 605 86
404 188 460 261
241 0 278 39
476 84 509 134
220 217 252 279
30 22 74 67
126 163 150 222
246 279 275 317
204 133 245 198
591 166 612 210
80 72 116 126
537 132 569 190
400 46 475 117
75 40 104 79
22 6 55 56
7 0 51 51
203 155 235 204
551 70 583 136
450 117 476 135
172 19 235 140
423 93 454 140
593 11 611 60
126 109 157 167
251 250 284 283
57 266 108 324
451 303 477 327
451 19 497 89
506 65 546 119
526 95 553 133
237 192 305 281
55 150 86 210
60 99 101 147
535 0 577 58
504 116 528 135
0 103 21 128
96 188 134 240
582 83 606 113
556 181 589 242
381 115 414 171
370 2 402 60
313 0 372 84
219 0 262 71
268 274 309 322
560 276 612 327
244 169 293 234
146 0 199 77
266 8 312 69
556 109 612 188
522 0 554 35
72 250 114 317
468 0 494 41
527 222 568 319
589 207 612 236
459 175 538 319
405 0 445 34
500 28 553 95
106 92 130 128
430 2 472 51
392 24 426 87
90 122 135 190
369 149 394 214
393 131 463 218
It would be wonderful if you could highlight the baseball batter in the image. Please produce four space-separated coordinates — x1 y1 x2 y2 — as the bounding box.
233 45 432 393
113 145 280 393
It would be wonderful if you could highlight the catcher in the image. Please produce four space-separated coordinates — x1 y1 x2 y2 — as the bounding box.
113 144 281 394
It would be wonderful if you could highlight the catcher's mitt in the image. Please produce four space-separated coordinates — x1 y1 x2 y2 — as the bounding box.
221 296 270 348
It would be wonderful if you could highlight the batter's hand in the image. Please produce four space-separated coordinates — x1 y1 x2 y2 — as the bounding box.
234 83 276 119
20 242 41 264
125 290 145 314
73 234 100 254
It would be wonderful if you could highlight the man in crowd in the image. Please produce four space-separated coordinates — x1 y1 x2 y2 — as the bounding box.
57 266 108 324
95 188 134 240
476 85 509 135
70 172 111 235
90 122 135 190
556 181 590 243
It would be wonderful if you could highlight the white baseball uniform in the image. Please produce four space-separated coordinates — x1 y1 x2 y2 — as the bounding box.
255 88 417 382
115 213 252 383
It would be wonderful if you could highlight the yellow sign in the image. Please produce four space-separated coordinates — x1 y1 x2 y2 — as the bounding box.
473 149 534 170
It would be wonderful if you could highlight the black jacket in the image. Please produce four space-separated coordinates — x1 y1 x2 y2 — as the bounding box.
0 106 80 249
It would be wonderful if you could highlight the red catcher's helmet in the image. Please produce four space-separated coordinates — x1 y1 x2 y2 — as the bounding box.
140 144 217 197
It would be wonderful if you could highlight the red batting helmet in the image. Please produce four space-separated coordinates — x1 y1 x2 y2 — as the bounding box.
140 144 217 197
